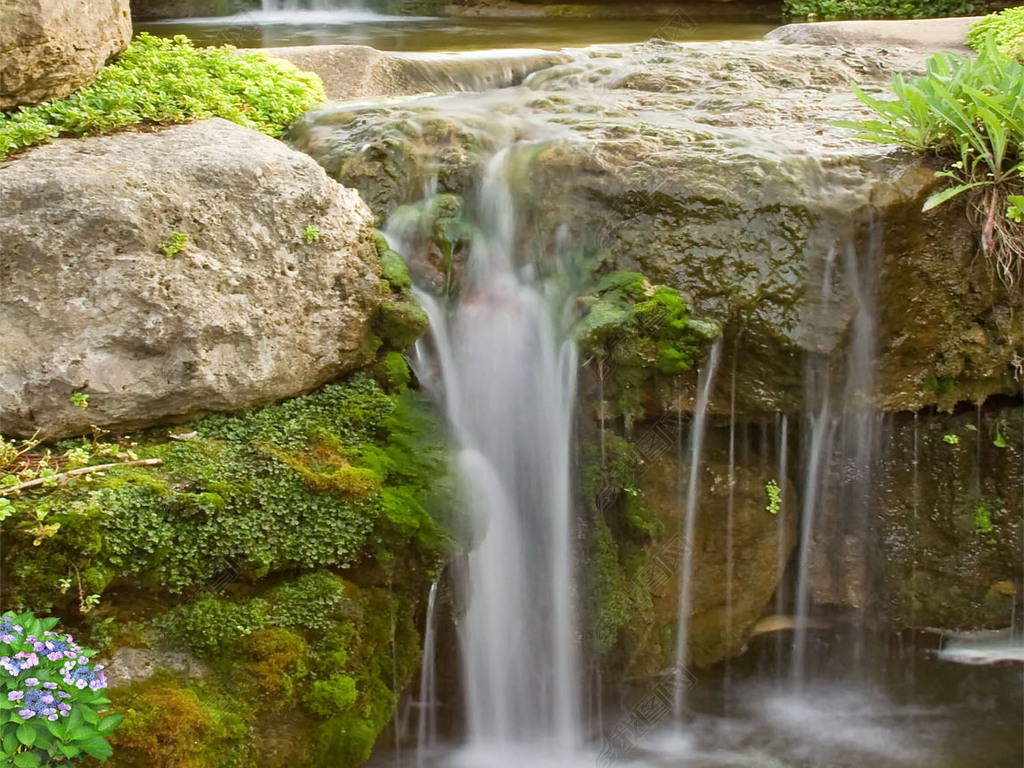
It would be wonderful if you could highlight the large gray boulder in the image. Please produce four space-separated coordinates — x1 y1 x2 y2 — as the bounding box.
0 118 381 439
289 40 1023 414
0 0 132 108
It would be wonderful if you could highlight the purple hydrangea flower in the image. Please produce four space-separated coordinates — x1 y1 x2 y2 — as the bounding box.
42 682 57 690
7 691 23 701
0 615 23 643
1 652 39 676
63 662 105 691
40 638 77 662
15 652 39 669
17 689 54 720
24 677 39 687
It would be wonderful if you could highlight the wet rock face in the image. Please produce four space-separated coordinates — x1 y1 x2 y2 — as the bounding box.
632 421 798 669
290 39 1022 414
868 405 1024 630
0 0 132 108
0 118 381 439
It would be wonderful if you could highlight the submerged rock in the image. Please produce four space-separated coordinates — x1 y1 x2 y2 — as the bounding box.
637 447 798 668
260 44 569 102
0 118 381 439
0 0 132 108
290 39 1023 414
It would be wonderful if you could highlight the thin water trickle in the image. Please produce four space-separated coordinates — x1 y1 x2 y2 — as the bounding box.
791 242 838 689
774 411 789 670
415 581 440 768
723 342 738 707
792 222 881 688
672 337 723 720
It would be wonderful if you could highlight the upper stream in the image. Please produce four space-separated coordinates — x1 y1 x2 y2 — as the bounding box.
137 10 776 52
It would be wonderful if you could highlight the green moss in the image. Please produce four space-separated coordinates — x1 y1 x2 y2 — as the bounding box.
370 351 413 394
108 673 252 768
581 438 661 661
307 583 421 768
589 518 633 655
0 33 325 158
375 232 413 295
1 375 450 610
375 299 431 351
241 628 309 707
115 571 421 767
576 271 718 428
304 673 358 718
974 504 995 536
156 593 268 656
264 570 354 631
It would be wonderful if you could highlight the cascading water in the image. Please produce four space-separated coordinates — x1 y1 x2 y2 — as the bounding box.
792 223 881 688
261 0 356 11
672 338 723 719
404 150 582 765
415 581 440 768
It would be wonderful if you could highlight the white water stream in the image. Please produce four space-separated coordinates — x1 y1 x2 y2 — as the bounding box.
405 152 582 765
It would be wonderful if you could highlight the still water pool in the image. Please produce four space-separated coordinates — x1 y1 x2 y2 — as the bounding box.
136 9 778 52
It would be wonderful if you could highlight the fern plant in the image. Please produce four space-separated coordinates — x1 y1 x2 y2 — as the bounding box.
836 36 1024 285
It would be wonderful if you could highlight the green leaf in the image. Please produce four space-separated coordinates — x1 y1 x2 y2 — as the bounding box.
66 704 84 732
923 181 988 212
12 751 40 768
68 724 95 741
2 729 19 754
994 432 1008 448
16 722 36 748
78 735 113 761
98 713 124 734
58 742 81 759
31 729 51 750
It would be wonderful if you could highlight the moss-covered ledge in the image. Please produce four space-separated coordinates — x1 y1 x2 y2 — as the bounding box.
0 288 451 766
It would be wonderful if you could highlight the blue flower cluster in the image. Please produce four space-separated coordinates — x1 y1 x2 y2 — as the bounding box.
7 679 72 721
1 613 108 723
62 660 107 691
0 616 22 644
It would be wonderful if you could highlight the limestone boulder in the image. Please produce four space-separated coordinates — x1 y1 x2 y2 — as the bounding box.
0 118 381 439
0 0 132 108
289 40 1023 415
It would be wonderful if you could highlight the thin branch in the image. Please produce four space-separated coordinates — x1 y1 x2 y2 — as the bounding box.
0 458 162 496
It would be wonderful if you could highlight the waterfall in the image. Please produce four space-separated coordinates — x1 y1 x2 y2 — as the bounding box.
406 151 582 763
261 0 356 11
672 337 723 719
792 224 881 688
415 581 440 768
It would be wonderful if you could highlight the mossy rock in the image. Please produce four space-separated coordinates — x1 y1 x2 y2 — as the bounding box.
375 299 431 351
103 571 424 768
0 374 450 611
575 271 719 430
